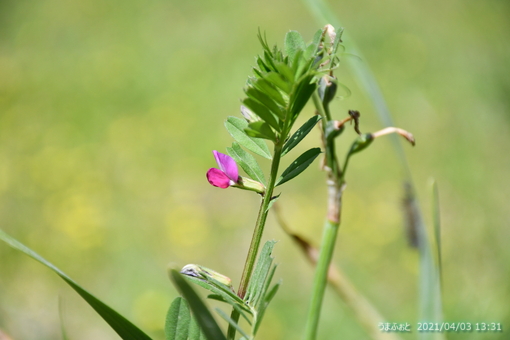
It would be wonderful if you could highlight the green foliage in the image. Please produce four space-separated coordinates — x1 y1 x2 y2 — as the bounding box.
225 116 272 159
0 229 153 340
169 269 227 340
226 142 266 185
276 148 322 186
165 297 206 340
182 241 280 339
284 31 306 63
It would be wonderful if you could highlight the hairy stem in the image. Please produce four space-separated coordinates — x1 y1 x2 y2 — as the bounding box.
227 143 283 340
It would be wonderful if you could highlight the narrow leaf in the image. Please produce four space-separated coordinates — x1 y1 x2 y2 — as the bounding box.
165 297 190 340
225 117 272 159
265 194 280 213
226 142 266 185
245 87 284 120
276 148 321 187
253 282 281 334
304 28 323 61
282 115 322 156
242 98 280 132
169 270 227 340
273 62 295 83
188 317 202 340
245 121 276 142
215 308 250 339
0 229 152 340
264 72 292 94
245 240 277 307
290 75 316 117
252 78 286 107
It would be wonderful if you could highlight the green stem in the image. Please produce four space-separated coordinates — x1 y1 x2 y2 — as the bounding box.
227 143 284 340
303 219 340 340
304 91 343 340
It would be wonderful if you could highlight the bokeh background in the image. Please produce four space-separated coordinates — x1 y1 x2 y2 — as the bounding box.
0 0 509 339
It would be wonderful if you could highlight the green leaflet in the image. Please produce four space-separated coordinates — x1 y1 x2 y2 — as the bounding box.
245 240 277 307
284 30 306 63
245 86 284 120
282 115 322 156
242 97 280 132
225 116 272 159
252 78 286 107
166 297 191 340
0 229 152 340
289 75 317 118
165 297 206 340
245 121 277 142
226 142 266 185
276 148 322 187
169 270 227 340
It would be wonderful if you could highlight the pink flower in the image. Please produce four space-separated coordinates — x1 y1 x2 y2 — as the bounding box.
206 151 239 188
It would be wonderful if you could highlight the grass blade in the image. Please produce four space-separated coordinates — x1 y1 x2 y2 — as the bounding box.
0 229 152 340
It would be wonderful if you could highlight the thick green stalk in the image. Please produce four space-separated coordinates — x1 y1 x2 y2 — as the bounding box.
303 219 340 340
304 91 343 340
227 143 283 340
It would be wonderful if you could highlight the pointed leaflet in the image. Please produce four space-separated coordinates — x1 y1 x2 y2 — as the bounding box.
225 117 272 159
242 97 280 131
276 148 322 187
214 308 250 339
188 317 202 340
284 30 306 63
245 87 284 120
254 281 281 334
264 72 292 94
0 229 152 340
282 115 322 156
304 28 323 61
166 297 191 340
245 240 277 307
245 121 277 142
169 269 227 340
252 78 286 107
182 274 252 323
289 74 317 118
226 142 266 185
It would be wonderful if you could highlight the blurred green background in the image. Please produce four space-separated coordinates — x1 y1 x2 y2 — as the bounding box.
0 0 509 339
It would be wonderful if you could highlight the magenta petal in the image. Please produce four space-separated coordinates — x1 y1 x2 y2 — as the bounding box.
206 168 231 188
213 150 239 182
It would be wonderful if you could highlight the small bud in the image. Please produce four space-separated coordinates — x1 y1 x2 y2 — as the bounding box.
318 76 337 105
325 111 362 142
324 24 336 44
181 264 235 292
348 133 374 156
232 176 266 195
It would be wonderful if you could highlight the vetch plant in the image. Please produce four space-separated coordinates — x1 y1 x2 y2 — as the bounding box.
0 24 420 340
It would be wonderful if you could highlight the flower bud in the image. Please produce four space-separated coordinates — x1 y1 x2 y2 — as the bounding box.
232 176 266 195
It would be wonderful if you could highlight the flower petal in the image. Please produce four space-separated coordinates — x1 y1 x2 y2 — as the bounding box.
213 150 239 182
206 168 231 188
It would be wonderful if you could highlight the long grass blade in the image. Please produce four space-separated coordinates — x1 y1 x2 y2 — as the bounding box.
0 229 152 340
